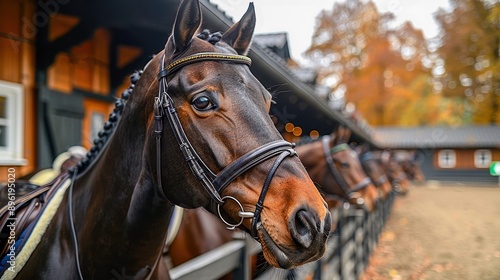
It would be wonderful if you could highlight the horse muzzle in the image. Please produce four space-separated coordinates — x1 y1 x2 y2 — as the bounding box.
258 207 332 269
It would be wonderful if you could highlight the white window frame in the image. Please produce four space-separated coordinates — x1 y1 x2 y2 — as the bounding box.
0 81 26 165
438 149 456 168
474 149 491 168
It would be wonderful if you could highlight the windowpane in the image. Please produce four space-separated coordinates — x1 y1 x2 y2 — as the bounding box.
0 96 6 119
0 81 24 163
438 150 456 168
0 125 7 147
474 150 491 168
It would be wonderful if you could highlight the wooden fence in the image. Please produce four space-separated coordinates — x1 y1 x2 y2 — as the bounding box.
169 192 396 280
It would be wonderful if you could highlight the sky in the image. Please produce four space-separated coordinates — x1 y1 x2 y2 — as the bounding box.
209 0 452 65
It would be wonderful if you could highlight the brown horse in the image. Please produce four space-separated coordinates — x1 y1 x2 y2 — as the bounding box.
398 152 425 184
355 144 393 200
296 127 380 212
2 0 331 278
374 150 410 194
169 127 380 279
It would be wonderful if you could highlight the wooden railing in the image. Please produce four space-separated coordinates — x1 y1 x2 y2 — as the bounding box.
169 192 396 280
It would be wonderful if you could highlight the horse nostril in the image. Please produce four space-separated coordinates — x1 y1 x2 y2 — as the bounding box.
290 209 319 248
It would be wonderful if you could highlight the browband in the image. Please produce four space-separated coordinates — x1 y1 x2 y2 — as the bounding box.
158 52 252 80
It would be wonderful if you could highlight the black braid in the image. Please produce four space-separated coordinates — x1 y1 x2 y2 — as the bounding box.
197 29 222 45
69 70 143 175
69 29 223 176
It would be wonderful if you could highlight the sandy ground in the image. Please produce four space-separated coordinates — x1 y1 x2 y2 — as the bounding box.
361 181 500 280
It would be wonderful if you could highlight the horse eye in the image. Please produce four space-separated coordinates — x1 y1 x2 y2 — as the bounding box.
192 96 214 111
340 162 350 168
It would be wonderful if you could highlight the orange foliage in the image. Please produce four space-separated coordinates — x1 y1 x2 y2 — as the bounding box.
305 0 500 126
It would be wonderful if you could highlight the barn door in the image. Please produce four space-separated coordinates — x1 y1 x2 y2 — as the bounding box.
37 87 84 168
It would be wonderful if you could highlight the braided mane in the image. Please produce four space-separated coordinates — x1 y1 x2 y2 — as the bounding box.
70 70 142 175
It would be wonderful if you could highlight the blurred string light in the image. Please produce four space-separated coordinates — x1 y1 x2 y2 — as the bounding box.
285 122 318 138
292 126 302 136
309 130 320 139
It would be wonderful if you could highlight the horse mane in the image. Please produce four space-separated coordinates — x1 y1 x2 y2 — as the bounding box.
69 70 142 175
69 30 222 175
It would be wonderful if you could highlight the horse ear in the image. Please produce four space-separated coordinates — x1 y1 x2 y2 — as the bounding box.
343 128 352 142
221 3 256 55
329 130 336 146
333 126 345 144
170 0 202 54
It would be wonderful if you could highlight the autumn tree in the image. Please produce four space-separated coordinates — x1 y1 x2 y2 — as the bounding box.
305 0 438 126
434 0 500 124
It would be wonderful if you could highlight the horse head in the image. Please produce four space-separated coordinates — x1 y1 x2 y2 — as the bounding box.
135 0 331 268
10 1 331 278
297 126 380 212
378 150 410 195
356 143 393 200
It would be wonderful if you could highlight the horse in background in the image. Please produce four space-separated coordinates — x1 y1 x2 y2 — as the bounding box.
354 144 393 200
0 0 331 278
398 151 425 184
296 126 380 212
165 127 383 279
373 150 410 195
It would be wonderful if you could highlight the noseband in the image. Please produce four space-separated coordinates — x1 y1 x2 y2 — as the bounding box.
360 151 388 187
154 52 297 237
322 136 372 208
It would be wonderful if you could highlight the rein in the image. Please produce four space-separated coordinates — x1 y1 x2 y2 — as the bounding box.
322 136 372 208
155 52 297 237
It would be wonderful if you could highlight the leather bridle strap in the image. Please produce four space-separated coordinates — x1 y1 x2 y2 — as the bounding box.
360 151 388 187
375 175 388 186
155 51 298 236
251 149 296 238
155 53 251 204
158 52 251 79
213 140 295 193
322 136 353 196
322 136 372 201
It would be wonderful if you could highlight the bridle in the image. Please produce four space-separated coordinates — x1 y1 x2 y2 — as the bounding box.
67 51 296 280
359 151 389 187
322 135 372 209
154 51 297 238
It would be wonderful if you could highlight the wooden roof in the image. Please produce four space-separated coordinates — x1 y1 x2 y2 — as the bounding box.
373 126 500 149
38 0 375 145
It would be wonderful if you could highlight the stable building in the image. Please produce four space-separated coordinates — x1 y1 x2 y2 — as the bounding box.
374 126 500 183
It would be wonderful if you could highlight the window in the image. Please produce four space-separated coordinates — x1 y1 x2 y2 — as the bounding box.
474 149 491 168
438 150 456 168
0 81 26 165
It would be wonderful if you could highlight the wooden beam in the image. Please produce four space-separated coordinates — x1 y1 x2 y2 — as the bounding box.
110 52 152 93
37 22 95 70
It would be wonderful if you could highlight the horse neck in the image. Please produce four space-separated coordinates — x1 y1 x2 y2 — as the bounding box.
362 159 377 179
71 78 173 272
296 141 344 196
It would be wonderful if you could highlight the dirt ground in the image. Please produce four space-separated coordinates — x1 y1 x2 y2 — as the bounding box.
361 181 500 280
